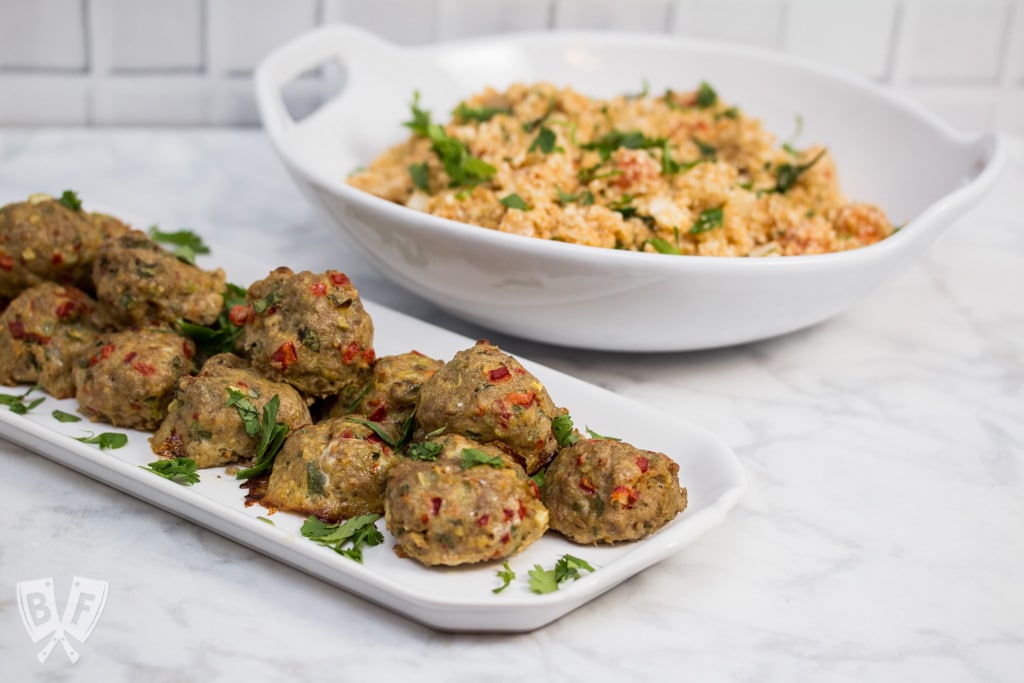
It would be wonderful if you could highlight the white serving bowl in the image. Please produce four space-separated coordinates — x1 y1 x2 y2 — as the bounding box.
255 24 1005 352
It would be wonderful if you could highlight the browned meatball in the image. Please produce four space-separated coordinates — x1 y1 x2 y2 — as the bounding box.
385 434 548 566
0 282 98 398
92 230 225 328
0 193 128 298
324 351 443 442
414 341 563 474
542 439 687 544
239 267 375 398
150 353 311 469
73 328 196 430
260 417 398 521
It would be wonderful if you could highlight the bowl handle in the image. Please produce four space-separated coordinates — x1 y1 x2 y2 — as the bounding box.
255 24 402 139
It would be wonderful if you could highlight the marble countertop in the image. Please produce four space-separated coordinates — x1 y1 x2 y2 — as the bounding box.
0 129 1021 682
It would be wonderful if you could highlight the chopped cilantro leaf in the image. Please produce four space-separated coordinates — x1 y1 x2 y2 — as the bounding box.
585 426 621 441
529 554 596 594
177 282 247 359
74 432 128 449
582 130 666 160
551 414 580 447
301 514 383 563
528 126 561 155
235 394 290 479
405 92 496 188
453 102 511 123
647 237 681 255
52 409 82 423
689 207 724 235
696 81 718 108
500 193 531 211
0 386 44 415
773 149 826 194
147 226 211 265
406 440 442 461
141 457 199 485
493 561 516 594
555 186 595 206
58 190 82 211
347 416 398 449
409 162 430 192
459 448 505 469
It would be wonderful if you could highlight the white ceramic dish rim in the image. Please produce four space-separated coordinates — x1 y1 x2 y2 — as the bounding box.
0 300 747 632
256 25 1007 276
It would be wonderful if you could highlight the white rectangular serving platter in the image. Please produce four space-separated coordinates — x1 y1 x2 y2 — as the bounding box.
0 300 746 632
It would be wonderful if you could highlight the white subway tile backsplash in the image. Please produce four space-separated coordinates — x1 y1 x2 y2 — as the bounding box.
208 0 319 74
0 0 87 70
671 0 784 50
0 76 90 124
784 0 896 80
904 0 1010 81
93 77 208 125
437 0 551 40
0 0 1020 130
553 0 671 32
324 0 440 45
89 0 204 72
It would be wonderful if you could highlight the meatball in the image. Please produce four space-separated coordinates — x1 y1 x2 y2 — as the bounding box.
92 230 225 328
0 193 128 298
150 353 311 469
542 439 687 544
73 328 196 430
240 267 375 398
414 341 563 474
260 417 398 521
385 434 548 566
0 282 98 398
325 351 443 442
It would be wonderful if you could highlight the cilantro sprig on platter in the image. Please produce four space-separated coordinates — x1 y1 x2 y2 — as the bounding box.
226 390 290 479
528 554 596 594
301 514 384 563
142 457 200 485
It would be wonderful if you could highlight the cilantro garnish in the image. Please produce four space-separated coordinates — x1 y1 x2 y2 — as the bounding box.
177 282 248 358
406 440 442 461
528 126 560 155
58 190 82 211
74 432 128 449
585 426 621 441
696 81 718 108
500 193 531 211
689 207 724 235
227 391 291 479
147 226 211 265
555 186 595 206
528 554 596 594
551 414 580 447
773 149 826 194
0 386 44 415
530 468 546 488
258 516 275 526
453 102 511 123
582 130 666 161
405 92 496 188
459 448 505 469
300 514 384 563
347 416 398 449
51 409 82 423
141 457 200 485
647 237 681 255
692 137 717 161
493 561 516 594
408 162 430 192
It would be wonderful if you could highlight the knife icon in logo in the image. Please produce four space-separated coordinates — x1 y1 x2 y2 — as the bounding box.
16 577 109 663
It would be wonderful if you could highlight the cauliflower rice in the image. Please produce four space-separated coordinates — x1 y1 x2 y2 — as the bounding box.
348 82 894 257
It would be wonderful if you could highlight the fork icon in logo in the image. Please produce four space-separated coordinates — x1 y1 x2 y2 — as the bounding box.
16 577 109 663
